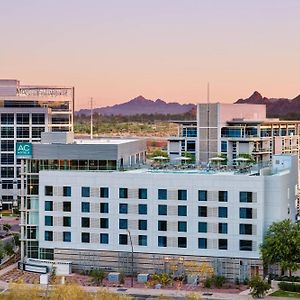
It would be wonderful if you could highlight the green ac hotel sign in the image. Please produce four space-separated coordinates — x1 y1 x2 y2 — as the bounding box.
16 142 32 159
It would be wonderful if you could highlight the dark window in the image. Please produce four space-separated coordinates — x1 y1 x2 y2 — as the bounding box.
100 187 109 198
1 127 14 138
1 140 14 152
1 153 14 165
178 237 187 248
219 191 228 202
178 189 187 200
178 205 187 216
218 223 228 234
119 203 128 214
178 221 187 232
45 186 53 196
45 231 53 241
100 233 109 244
240 208 253 219
32 127 44 138
63 186 71 197
1 167 14 178
198 206 207 217
218 207 228 218
138 235 147 246
100 203 109 213
100 218 109 229
138 188 147 199
63 232 71 242
138 204 147 215
240 240 253 251
158 236 167 247
17 113 29 124
198 238 207 249
81 217 90 228
218 239 228 250
158 220 167 231
198 222 207 233
81 187 90 197
198 190 207 201
1 113 14 125
119 188 128 199
16 127 29 138
45 201 53 211
158 189 167 200
158 205 167 215
63 216 71 227
119 219 128 229
81 202 90 213
240 192 252 203
63 202 71 212
138 220 147 230
32 113 45 124
119 234 128 245
240 224 253 235
81 232 90 243
44 216 53 226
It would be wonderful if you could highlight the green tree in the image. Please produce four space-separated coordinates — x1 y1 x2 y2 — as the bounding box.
13 233 20 246
260 219 300 276
4 242 14 256
89 269 106 286
248 275 270 299
0 241 5 262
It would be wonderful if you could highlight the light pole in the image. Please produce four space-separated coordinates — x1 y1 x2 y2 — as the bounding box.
127 229 134 287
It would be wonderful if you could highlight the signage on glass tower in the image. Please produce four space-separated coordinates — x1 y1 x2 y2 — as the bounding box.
16 142 32 158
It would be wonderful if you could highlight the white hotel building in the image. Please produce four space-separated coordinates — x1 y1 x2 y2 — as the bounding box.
21 132 298 280
0 79 74 210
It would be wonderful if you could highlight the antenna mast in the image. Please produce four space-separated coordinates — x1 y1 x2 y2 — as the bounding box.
207 82 210 162
90 97 93 140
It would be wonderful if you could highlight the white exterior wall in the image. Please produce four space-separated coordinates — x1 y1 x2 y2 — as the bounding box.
38 166 296 261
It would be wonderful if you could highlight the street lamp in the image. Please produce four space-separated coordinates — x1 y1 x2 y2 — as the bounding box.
127 229 134 287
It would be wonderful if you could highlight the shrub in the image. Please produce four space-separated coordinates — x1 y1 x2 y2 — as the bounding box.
243 277 249 286
4 242 14 256
212 275 225 288
249 276 270 299
235 277 240 285
89 269 106 286
278 281 300 292
203 277 212 288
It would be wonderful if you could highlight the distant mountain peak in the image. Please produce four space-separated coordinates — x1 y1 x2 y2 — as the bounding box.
249 91 263 101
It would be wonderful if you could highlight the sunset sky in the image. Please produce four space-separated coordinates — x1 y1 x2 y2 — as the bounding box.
1 0 300 109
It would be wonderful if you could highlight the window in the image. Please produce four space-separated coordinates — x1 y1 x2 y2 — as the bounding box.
1 153 14 164
218 223 228 234
198 222 207 233
100 203 109 213
45 231 53 241
198 238 207 249
178 189 187 200
218 239 228 250
63 216 71 227
138 235 147 246
100 233 109 244
119 234 128 245
81 217 90 228
100 187 109 198
81 202 90 213
16 127 29 138
119 219 128 229
178 205 187 216
1 113 14 125
63 232 71 242
1 127 14 138
63 186 71 197
45 186 53 196
138 188 147 199
1 140 14 152
138 204 147 215
1 167 14 178
119 203 128 214
198 190 207 201
240 240 253 251
32 113 45 125
178 221 187 232
218 207 228 218
158 236 167 247
45 201 53 211
158 189 167 200
63 202 71 212
17 113 29 124
81 232 90 243
158 205 167 215
158 220 167 231
81 187 90 197
100 218 109 229
240 208 253 219
45 216 53 226
219 191 228 202
240 224 253 235
32 127 44 138
119 188 128 199
178 237 187 248
240 192 252 203
138 220 147 230
198 206 207 217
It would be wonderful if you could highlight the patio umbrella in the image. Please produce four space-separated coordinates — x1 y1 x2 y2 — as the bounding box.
152 156 168 160
209 157 225 161
234 157 250 162
174 156 192 164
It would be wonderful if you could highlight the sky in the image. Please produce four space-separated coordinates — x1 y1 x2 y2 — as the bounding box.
0 0 300 109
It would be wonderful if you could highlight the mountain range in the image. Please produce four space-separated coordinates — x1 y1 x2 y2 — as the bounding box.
76 96 195 116
235 91 300 117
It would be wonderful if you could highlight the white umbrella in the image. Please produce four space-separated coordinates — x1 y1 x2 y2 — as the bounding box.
210 157 226 161
174 156 191 161
152 156 168 160
234 157 250 162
